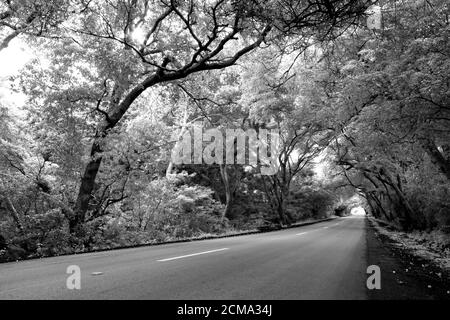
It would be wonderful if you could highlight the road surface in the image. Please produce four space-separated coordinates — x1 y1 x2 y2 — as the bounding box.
0 215 368 299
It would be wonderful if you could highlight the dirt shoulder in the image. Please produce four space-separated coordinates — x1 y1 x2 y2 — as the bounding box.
366 216 450 300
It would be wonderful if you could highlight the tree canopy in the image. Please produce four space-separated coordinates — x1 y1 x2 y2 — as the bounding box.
0 0 448 261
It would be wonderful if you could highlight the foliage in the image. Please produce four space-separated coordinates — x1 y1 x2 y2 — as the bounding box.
1 0 448 261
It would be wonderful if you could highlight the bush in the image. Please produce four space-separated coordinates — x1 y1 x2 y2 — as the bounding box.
84 178 230 248
334 204 347 217
289 188 334 220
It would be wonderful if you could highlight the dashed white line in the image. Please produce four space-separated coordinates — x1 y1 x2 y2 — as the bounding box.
157 248 229 262
296 232 308 236
323 226 329 229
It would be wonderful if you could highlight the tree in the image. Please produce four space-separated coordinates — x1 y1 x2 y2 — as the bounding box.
318 0 450 230
0 0 374 258
58 0 371 233
0 0 75 51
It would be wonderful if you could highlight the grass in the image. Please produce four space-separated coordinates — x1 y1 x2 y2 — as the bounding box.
368 216 450 273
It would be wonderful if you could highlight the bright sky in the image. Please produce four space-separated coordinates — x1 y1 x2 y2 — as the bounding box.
0 41 31 75
312 150 328 180
0 38 33 116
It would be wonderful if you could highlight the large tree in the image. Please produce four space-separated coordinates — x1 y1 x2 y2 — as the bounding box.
8 0 371 235
64 0 370 234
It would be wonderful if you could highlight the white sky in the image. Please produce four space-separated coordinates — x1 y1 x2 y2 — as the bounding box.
0 38 33 116
0 37 32 76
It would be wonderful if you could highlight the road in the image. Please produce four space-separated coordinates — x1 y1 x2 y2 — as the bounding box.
0 215 368 299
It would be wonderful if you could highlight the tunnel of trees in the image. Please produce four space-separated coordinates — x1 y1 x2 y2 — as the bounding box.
0 0 449 261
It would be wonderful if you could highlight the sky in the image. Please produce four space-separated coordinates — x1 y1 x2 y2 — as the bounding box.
0 38 32 117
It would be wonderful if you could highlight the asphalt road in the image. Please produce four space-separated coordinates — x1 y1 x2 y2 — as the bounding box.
0 215 368 299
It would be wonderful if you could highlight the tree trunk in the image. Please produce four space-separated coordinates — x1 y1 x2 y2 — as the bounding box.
365 194 379 217
279 182 293 225
2 196 24 232
423 138 450 180
71 139 103 234
377 170 415 230
275 186 292 226
72 72 165 233
370 193 392 222
277 198 287 226
219 164 232 220
0 233 6 250
166 107 189 178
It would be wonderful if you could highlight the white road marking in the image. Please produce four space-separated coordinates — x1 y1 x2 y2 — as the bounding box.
323 226 329 229
157 248 229 262
296 232 308 236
